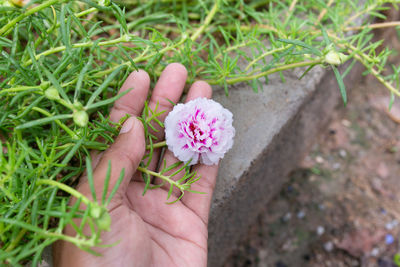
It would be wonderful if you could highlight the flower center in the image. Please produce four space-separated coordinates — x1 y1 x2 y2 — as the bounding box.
178 108 217 152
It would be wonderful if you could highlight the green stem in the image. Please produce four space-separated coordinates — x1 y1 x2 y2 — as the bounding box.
244 45 290 72
283 0 298 26
0 0 61 36
315 0 334 25
336 41 400 97
36 179 90 205
343 3 378 29
0 86 41 94
0 184 15 201
32 107 76 138
328 33 377 64
75 7 98 18
5 229 27 252
190 0 219 41
23 35 129 67
34 7 98 49
146 141 166 150
209 59 323 85
367 64 400 97
137 166 182 190
343 21 400 32
94 37 187 77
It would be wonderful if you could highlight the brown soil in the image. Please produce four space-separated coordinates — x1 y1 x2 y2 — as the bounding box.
223 39 400 267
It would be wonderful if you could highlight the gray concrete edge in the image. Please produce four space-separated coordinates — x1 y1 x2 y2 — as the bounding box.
207 62 365 267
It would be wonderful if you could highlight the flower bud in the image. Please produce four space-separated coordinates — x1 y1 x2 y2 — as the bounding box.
97 211 111 231
324 50 347 65
73 110 89 127
90 204 102 219
98 0 110 6
44 87 60 100
73 101 84 111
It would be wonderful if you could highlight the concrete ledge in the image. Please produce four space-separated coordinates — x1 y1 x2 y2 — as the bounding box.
208 62 364 266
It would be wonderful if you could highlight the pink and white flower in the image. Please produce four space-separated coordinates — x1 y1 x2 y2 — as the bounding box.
164 98 235 166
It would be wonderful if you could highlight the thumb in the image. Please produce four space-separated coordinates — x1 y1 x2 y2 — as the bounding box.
79 117 145 204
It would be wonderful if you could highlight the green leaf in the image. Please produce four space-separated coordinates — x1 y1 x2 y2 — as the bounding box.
394 253 400 266
75 55 93 101
389 92 395 111
86 88 131 111
298 64 317 80
320 25 331 46
60 4 71 56
15 114 73 130
332 66 347 106
277 38 322 56
102 161 112 205
106 168 125 205
86 157 97 202
41 64 70 103
86 65 124 108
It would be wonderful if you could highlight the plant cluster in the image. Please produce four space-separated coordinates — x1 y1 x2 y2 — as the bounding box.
1 0 400 265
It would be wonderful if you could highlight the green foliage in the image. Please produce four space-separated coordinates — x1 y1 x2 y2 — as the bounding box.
1 0 400 264
395 253 400 266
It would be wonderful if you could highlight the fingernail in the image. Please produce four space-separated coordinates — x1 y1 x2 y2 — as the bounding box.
120 117 135 134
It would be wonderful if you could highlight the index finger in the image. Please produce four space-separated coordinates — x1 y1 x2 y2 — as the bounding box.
145 63 187 170
109 69 150 123
148 63 187 140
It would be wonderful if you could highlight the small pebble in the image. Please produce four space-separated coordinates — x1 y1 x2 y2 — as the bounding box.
385 219 399 230
323 241 334 252
317 226 325 236
275 261 288 267
350 259 359 266
297 210 306 219
378 258 395 267
339 149 347 158
258 249 268 261
287 185 294 193
332 162 341 170
316 156 324 163
385 222 393 230
309 175 317 182
385 234 395 245
282 212 292 222
342 119 351 127
303 254 311 261
370 247 380 257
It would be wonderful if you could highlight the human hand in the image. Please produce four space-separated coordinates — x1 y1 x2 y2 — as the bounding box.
53 63 218 267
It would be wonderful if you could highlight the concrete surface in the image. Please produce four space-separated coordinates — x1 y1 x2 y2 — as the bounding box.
208 61 364 267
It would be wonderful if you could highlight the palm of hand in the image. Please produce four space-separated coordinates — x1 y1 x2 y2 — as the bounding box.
97 182 208 267
54 63 218 267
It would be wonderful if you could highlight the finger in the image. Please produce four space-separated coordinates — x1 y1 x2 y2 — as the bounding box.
184 80 213 101
90 151 103 170
154 81 212 196
145 63 187 170
181 163 219 225
109 70 150 123
79 71 148 184
77 117 145 205
78 151 103 184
